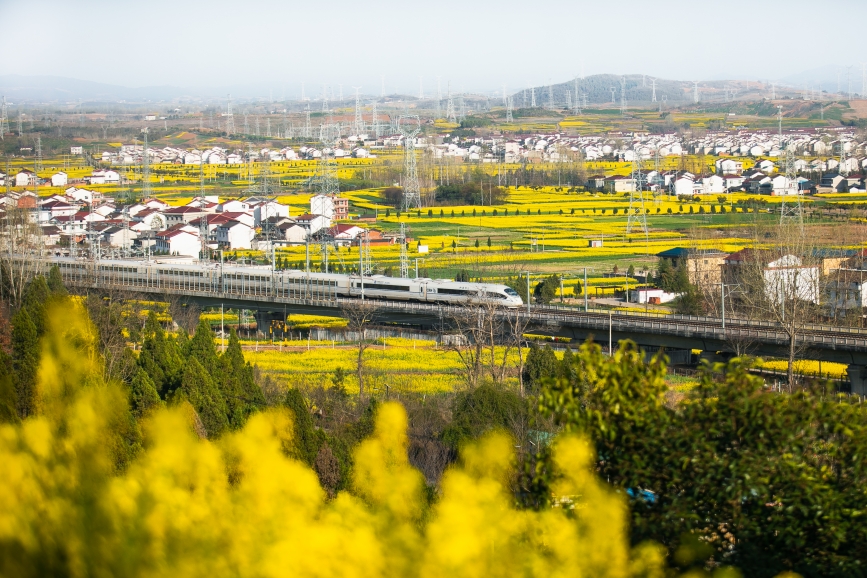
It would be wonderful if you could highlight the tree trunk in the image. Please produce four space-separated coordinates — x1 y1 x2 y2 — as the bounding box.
787 330 796 392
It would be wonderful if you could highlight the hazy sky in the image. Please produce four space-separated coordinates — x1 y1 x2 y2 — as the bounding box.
2 0 866 95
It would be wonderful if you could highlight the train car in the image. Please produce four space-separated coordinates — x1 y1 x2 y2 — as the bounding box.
44 256 524 308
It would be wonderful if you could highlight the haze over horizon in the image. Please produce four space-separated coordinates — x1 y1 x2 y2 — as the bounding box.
1 0 865 98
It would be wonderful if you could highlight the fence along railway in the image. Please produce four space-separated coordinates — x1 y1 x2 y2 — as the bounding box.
38 256 867 394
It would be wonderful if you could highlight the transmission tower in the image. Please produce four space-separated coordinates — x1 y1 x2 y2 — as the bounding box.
436 76 442 118
225 94 235 135
609 87 616 103
254 116 260 137
505 97 513 123
779 146 803 227
304 105 311 139
17 113 22 137
693 82 700 103
0 97 7 139
651 78 657 102
626 152 647 237
446 83 457 124
548 82 554 109
141 127 152 199
244 114 249 135
318 122 340 197
530 86 536 107
620 76 627 114
353 87 364 136
35 136 43 172
371 101 380 138
398 115 422 211
266 117 271 138
399 222 409 278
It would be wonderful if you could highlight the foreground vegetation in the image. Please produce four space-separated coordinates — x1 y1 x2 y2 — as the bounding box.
1 272 866 577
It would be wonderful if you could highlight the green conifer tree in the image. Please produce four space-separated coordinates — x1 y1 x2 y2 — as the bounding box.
11 308 39 418
180 357 229 438
188 319 219 376
130 367 163 417
219 329 265 428
47 265 67 296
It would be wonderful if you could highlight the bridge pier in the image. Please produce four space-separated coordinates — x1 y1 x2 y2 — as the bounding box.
253 310 286 341
642 347 692 366
847 365 867 396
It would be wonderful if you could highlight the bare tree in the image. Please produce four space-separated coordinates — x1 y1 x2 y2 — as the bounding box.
166 295 201 335
443 294 520 389
0 206 45 309
341 299 379 396
734 220 824 387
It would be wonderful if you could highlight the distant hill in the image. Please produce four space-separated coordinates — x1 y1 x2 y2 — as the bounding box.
0 75 189 103
518 75 768 106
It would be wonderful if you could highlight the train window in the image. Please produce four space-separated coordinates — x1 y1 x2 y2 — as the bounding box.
504 288 519 296
438 288 469 295
485 292 506 300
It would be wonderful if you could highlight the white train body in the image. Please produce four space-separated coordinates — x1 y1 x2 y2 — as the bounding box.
49 257 524 308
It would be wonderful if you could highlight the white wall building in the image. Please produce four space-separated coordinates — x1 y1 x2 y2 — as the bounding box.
763 255 819 304
156 229 200 257
51 171 68 187
216 221 254 250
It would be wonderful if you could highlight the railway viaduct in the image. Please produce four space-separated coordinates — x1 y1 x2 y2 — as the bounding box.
71 277 867 395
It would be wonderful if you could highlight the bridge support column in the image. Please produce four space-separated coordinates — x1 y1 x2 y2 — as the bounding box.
253 310 285 341
643 348 692 366
847 365 867 396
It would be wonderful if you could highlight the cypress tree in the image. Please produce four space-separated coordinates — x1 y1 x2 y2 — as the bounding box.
0 353 18 424
180 357 229 438
281 388 321 465
47 265 67 296
188 319 219 376
22 276 50 336
130 367 163 417
139 311 184 397
11 308 39 418
219 329 265 428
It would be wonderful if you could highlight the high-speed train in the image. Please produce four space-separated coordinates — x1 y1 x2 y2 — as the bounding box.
47 256 525 308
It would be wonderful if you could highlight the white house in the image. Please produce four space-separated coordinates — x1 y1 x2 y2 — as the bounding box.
295 213 330 235
700 175 725 194
755 160 776 173
310 194 335 219
101 226 138 249
51 171 68 187
764 255 819 304
135 208 167 231
66 187 96 203
16 170 36 187
253 199 290 225
155 229 200 257
829 271 867 309
219 199 251 213
216 220 254 250
674 176 699 196
715 159 744 175
277 222 308 243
